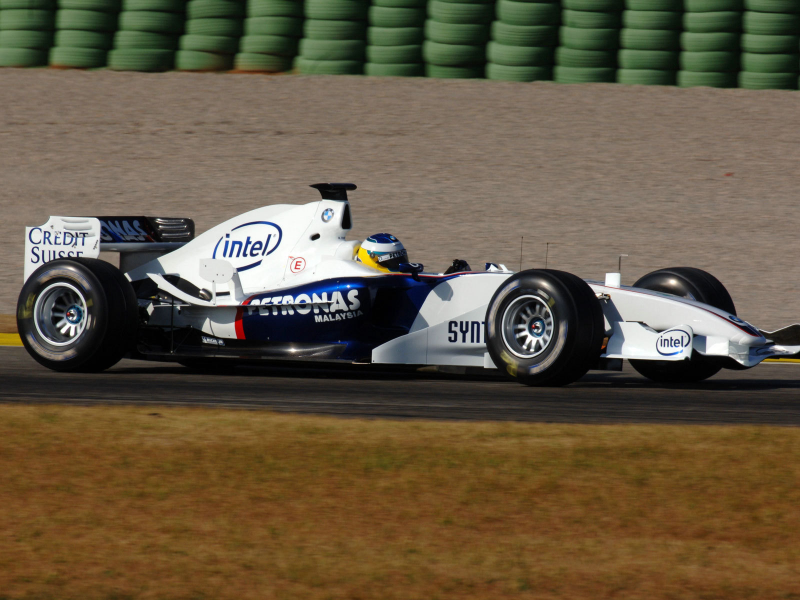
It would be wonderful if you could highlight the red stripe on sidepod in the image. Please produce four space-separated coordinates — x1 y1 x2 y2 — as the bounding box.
235 296 255 340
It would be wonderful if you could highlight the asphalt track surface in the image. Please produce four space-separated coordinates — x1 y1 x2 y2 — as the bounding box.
2 347 800 425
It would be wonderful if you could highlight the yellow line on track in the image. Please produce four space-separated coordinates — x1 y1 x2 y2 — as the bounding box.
0 333 23 347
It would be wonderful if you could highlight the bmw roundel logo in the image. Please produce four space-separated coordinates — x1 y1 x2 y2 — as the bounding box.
321 208 334 223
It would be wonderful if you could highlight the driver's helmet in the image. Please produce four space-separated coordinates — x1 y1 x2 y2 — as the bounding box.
356 233 408 272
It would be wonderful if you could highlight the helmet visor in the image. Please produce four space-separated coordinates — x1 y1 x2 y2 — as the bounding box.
369 249 408 272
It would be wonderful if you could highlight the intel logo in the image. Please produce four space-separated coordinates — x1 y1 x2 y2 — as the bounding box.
212 221 282 272
656 329 692 356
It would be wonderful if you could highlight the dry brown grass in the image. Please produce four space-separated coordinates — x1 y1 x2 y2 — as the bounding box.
1 406 799 600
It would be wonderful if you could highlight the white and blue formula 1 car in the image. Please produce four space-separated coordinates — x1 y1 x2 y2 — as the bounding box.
16 183 800 386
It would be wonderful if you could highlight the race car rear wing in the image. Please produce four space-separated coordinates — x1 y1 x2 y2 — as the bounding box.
24 215 194 282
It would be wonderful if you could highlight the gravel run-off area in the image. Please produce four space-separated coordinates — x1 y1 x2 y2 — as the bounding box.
1 70 799 329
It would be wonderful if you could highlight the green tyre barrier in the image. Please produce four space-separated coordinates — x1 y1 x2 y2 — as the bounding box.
680 32 740 51
741 52 799 72
107 47 173 69
295 56 364 74
684 0 743 10
179 33 238 53
365 43 421 63
676 70 736 86
0 29 53 47
743 12 799 35
305 0 368 21
738 70 798 88
554 65 615 82
555 47 615 68
0 0 54 8
368 6 425 27
187 19 241 37
373 0 426 7
54 29 113 47
122 0 184 10
679 50 738 71
367 26 423 45
425 20 488 45
239 34 297 55
743 0 798 12
487 41 553 66
621 28 680 50
424 63 484 77
423 40 484 65
302 19 365 39
626 0 682 9
49 45 106 67
118 11 184 34
496 0 560 26
248 0 303 17
186 0 244 19
434 0 494 4
428 1 494 24
245 17 302 37
0 9 54 30
234 51 292 70
682 12 741 33
618 48 678 69
616 68 676 84
562 0 622 11
560 27 618 50
0 46 48 64
562 10 621 29
59 0 120 10
114 29 177 47
741 34 797 53
175 49 233 69
622 10 682 30
299 38 365 60
364 61 423 75
486 62 551 81
56 9 118 31
490 22 557 46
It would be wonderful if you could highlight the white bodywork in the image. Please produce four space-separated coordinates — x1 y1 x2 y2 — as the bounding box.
23 198 800 370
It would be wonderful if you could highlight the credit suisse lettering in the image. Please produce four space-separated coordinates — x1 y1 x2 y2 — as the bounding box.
28 227 90 264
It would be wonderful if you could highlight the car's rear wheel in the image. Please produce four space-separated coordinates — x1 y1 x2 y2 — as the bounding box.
629 266 735 383
17 258 138 372
485 269 605 387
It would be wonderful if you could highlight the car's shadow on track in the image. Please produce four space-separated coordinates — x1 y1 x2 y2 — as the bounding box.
107 360 800 391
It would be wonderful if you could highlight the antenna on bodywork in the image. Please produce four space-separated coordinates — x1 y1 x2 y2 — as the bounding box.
310 183 357 201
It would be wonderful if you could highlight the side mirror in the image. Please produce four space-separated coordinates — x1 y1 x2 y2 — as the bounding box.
397 262 424 281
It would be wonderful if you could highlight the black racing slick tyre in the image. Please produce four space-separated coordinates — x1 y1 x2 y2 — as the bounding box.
16 258 138 373
485 270 605 387
629 266 736 383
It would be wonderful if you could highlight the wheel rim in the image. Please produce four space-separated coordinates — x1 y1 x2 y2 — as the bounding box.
501 295 555 359
33 283 88 347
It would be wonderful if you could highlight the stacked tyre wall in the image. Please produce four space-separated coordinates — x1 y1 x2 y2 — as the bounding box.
1 0 799 89
176 0 244 71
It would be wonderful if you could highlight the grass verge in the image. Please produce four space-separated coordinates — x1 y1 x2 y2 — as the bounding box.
1 406 799 600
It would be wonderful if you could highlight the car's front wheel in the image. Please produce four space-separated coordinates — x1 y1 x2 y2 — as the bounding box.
629 266 735 383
